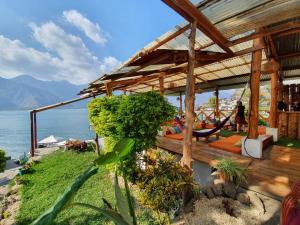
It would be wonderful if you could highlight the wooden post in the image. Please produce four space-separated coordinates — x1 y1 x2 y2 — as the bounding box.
159 76 164 95
269 63 279 128
215 87 219 120
30 111 35 157
33 112 37 149
182 21 197 169
105 83 112 96
93 96 100 155
248 33 263 139
179 92 183 116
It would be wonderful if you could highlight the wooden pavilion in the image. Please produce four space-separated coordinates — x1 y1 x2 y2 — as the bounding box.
31 0 300 198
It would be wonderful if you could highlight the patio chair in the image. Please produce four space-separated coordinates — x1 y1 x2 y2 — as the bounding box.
281 180 300 225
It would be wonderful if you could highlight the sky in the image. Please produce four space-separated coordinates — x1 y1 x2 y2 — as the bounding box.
0 0 183 84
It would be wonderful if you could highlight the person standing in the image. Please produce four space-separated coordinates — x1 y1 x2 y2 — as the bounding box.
235 101 245 132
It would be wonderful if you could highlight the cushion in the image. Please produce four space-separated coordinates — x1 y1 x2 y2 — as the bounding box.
234 139 242 147
174 126 181 134
288 208 300 225
209 135 243 154
165 133 184 140
158 126 168 137
168 126 176 134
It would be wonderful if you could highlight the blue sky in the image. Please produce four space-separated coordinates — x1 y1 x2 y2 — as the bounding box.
0 0 183 84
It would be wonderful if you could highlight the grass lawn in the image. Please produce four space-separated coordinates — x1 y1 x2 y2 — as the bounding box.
276 138 300 149
219 129 247 137
16 150 159 225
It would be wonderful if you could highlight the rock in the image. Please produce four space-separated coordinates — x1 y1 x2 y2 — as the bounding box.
208 171 220 185
223 183 237 199
237 193 251 206
201 186 215 199
214 178 225 186
211 183 223 196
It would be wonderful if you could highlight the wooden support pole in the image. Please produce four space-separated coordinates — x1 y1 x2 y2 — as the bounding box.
215 87 219 120
179 92 183 116
159 76 164 95
269 65 279 128
92 95 100 155
33 112 37 149
182 21 197 169
105 83 112 96
30 111 35 157
248 33 263 139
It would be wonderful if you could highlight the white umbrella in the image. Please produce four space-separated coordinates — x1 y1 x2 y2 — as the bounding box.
38 135 63 145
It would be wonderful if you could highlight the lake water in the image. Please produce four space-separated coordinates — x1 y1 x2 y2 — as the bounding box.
0 109 94 159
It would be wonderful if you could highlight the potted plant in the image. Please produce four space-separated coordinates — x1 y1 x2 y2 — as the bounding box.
215 158 247 185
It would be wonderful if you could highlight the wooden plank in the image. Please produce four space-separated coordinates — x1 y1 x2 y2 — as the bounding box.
179 92 183 116
182 21 197 169
288 113 298 139
248 32 263 139
159 76 164 95
278 112 288 138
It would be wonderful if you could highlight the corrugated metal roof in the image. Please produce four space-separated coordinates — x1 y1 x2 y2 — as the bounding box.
81 0 300 96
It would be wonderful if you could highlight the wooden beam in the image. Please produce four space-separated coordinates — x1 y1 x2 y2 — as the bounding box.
33 95 93 113
162 0 233 55
279 51 300 59
30 111 35 157
248 32 263 139
182 21 197 170
269 63 279 128
33 112 37 149
267 35 279 61
179 92 183 116
215 87 219 119
159 76 164 95
105 83 112 96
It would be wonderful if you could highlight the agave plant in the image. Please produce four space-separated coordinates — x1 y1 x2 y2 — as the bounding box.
215 158 247 185
31 138 136 225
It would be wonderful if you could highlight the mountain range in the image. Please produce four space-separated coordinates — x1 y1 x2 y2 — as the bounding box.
0 75 87 110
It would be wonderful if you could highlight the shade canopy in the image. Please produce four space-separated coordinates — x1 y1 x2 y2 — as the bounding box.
38 135 63 144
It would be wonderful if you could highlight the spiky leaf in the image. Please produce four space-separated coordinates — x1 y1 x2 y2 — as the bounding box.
114 171 133 225
73 203 130 225
95 138 135 165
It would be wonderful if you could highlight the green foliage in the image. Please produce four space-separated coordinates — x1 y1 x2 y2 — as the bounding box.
136 150 194 217
88 92 176 153
208 97 216 108
30 166 98 225
95 138 135 166
0 149 6 172
215 158 247 185
18 152 29 165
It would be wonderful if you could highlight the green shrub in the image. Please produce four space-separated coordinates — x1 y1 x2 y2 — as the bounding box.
215 158 247 185
135 150 194 218
0 149 5 172
88 92 176 179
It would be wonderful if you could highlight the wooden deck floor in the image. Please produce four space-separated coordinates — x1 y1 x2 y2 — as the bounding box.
156 136 300 199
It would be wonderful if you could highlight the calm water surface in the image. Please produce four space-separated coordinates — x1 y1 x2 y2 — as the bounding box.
0 109 94 159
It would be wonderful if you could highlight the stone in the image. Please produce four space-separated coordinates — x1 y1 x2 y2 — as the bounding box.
223 182 237 199
237 193 251 206
201 186 215 199
211 183 223 196
208 171 220 185
213 178 225 186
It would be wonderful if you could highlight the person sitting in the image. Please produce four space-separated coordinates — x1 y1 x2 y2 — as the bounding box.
278 100 287 111
235 101 245 132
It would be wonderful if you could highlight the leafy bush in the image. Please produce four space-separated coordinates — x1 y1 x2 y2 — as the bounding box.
0 149 5 172
88 92 176 179
215 158 247 185
135 150 194 218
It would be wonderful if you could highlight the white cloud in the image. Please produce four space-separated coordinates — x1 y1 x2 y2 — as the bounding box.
0 22 120 84
63 9 107 44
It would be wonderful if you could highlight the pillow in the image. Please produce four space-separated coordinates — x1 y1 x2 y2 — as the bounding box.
174 126 181 133
168 126 176 134
234 139 242 147
194 122 202 130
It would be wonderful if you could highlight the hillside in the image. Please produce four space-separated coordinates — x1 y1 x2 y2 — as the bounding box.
0 75 88 110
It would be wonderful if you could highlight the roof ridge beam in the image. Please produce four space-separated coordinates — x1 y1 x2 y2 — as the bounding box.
162 0 234 55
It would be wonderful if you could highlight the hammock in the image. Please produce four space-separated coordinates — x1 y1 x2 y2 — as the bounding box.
176 80 249 138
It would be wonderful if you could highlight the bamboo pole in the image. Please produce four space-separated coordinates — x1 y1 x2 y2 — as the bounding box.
179 92 183 116
33 112 37 149
182 21 197 169
269 66 279 128
93 95 100 155
159 76 164 95
30 111 35 157
248 32 263 139
215 87 219 120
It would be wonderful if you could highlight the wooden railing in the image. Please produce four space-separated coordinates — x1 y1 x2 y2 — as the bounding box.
194 108 270 123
